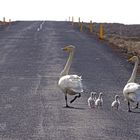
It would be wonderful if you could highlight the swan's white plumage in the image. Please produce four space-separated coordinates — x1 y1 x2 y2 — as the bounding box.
58 45 83 107
58 75 83 94
122 56 140 111
123 82 140 102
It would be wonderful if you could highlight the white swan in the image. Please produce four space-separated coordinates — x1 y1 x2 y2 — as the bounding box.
88 92 97 108
58 45 83 107
123 56 140 112
95 92 103 108
111 95 120 110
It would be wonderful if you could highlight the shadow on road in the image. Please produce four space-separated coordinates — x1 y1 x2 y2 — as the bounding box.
131 110 140 114
62 106 85 110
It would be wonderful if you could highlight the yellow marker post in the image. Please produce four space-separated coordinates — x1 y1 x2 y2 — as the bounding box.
80 22 83 32
89 20 93 33
100 24 103 39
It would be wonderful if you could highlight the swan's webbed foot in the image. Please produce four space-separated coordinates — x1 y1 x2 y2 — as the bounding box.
65 104 71 108
70 93 81 103
128 109 132 112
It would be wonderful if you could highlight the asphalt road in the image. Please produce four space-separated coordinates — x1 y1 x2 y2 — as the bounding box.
0 21 140 140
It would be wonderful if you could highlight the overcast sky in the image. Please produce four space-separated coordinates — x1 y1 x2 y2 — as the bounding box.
0 0 139 24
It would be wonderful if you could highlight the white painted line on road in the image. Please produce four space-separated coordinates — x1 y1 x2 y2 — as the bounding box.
4 104 13 109
34 74 42 95
37 21 45 31
33 74 59 95
0 123 6 131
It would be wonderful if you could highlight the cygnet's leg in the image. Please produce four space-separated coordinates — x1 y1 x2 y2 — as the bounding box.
70 93 81 103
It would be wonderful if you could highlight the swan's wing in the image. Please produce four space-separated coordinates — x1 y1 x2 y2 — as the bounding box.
123 83 140 93
123 83 140 101
67 75 83 92
58 75 83 93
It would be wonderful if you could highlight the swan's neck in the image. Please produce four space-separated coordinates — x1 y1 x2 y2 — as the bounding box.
127 59 139 83
60 50 74 77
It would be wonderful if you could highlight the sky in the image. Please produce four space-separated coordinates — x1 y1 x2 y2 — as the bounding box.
0 0 140 24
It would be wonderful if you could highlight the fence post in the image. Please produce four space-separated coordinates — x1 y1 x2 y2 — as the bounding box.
99 23 103 39
89 20 93 33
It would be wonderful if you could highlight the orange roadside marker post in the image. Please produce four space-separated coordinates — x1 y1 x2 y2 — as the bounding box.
100 23 103 39
89 20 93 33
80 22 83 32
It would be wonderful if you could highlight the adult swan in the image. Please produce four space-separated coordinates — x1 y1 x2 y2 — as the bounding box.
58 45 83 107
123 56 140 112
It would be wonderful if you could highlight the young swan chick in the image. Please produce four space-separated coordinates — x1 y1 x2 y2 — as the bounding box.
88 92 97 108
95 92 103 108
111 95 120 110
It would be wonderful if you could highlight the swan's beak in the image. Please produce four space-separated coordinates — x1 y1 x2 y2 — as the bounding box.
127 57 132 62
62 47 69 52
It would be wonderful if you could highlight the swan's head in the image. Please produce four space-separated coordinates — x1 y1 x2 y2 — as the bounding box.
115 95 120 100
62 45 75 52
128 56 139 63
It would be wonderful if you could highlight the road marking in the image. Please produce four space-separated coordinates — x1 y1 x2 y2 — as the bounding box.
33 74 42 95
0 123 6 131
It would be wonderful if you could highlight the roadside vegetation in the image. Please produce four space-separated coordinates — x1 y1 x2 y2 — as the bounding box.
80 22 140 58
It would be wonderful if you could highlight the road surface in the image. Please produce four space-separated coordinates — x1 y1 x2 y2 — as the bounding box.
0 21 140 140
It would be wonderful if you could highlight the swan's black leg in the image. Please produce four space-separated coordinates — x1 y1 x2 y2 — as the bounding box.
128 101 132 112
78 93 81 98
65 94 69 107
70 93 81 103
135 102 139 109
